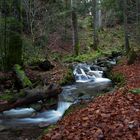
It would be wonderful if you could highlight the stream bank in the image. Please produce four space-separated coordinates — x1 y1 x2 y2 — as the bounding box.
0 52 121 140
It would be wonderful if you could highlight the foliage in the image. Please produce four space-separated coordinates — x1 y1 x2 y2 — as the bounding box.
22 37 45 65
101 0 123 21
0 0 22 71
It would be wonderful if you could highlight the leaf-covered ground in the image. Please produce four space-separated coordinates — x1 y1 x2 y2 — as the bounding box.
42 57 140 140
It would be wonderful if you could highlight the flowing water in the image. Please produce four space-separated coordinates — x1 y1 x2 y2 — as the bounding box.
0 63 112 128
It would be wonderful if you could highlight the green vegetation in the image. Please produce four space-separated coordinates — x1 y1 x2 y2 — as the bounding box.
0 89 28 102
14 64 32 87
0 92 15 102
22 37 46 65
130 88 140 95
64 103 87 116
43 124 57 134
127 48 137 65
63 50 102 63
109 72 125 86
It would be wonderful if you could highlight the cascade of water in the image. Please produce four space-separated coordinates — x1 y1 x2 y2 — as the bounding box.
73 63 110 83
0 63 112 127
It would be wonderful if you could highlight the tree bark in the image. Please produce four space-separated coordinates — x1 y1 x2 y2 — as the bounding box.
123 0 130 54
0 0 23 71
71 0 79 56
92 0 98 50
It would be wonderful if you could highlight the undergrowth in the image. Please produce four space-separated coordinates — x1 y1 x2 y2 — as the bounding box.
109 72 125 87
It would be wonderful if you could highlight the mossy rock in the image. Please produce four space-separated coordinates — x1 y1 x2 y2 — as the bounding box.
60 68 75 86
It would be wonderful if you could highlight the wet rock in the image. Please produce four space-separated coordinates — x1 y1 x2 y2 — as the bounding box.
90 65 102 71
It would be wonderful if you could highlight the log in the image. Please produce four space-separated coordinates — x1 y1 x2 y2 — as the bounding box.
13 64 32 88
0 84 62 112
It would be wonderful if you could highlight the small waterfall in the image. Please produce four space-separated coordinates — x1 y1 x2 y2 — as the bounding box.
73 63 110 83
0 63 112 127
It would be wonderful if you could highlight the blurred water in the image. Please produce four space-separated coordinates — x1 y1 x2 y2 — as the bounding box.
0 63 111 127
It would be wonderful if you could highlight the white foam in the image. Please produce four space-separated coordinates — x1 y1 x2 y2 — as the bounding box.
6 102 72 124
2 108 35 118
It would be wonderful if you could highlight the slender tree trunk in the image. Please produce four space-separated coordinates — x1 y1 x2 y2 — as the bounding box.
63 0 68 41
136 0 140 42
71 0 79 56
92 0 98 50
123 0 130 53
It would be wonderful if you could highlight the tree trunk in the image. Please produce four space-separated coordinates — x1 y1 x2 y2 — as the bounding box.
0 0 23 71
136 0 140 43
71 0 79 56
92 0 98 50
123 0 130 54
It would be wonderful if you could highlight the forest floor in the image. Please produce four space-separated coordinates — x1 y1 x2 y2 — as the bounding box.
42 56 140 140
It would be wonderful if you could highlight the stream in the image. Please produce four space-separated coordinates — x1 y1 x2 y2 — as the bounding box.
0 62 114 129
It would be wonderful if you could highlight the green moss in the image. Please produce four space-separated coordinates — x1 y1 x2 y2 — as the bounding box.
18 90 26 98
60 68 75 85
63 51 102 63
130 88 140 94
64 103 87 116
14 64 32 87
75 44 80 56
43 124 56 134
0 92 16 102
